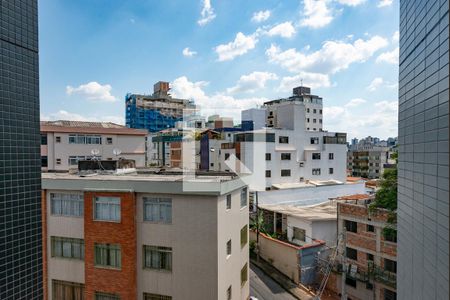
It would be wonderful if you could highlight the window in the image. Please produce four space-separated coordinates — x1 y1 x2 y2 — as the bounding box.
144 293 172 300
265 153 271 161
226 286 232 300
319 119 322 124
384 259 396 273
307 118 310 123
226 240 232 256
345 276 357 288
95 244 121 269
313 109 317 113
384 289 397 300
106 137 113 144
367 253 374 261
279 136 289 144
41 134 47 145
225 153 230 160
312 153 321 160
241 263 248 286
143 198 172 223
265 170 271 178
95 292 120 300
346 247 357 260
281 169 291 177
345 220 358 233
52 280 85 300
94 197 121 222
384 229 397 243
293 227 306 242
51 193 84 217
69 134 102 144
329 153 334 160
281 153 291 160
56 158 61 165
51 237 84 260
55 136 61 143
367 224 375 232
226 194 231 210
240 188 247 208
310 137 319 144
42 156 48 167
366 282 374 290
210 163 214 167
241 225 248 248
312 168 321 175
306 108 310 113
313 119 317 123
143 245 172 271
320 109 322 114
329 168 334 174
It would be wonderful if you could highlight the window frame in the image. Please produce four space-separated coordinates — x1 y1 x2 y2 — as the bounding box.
51 236 85 260
281 169 291 177
50 192 84 217
226 239 232 257
278 136 289 144
94 196 121 222
143 197 172 224
281 153 291 160
94 243 121 269
143 245 173 272
241 263 248 287
265 153 271 161
329 153 334 160
346 247 358 260
265 170 271 178
312 153 321 160
240 225 248 248
240 188 247 208
226 194 231 210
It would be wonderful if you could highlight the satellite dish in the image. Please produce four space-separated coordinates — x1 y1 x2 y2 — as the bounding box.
113 148 122 156
91 149 100 156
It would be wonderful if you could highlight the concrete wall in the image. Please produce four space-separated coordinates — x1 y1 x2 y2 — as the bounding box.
250 230 300 284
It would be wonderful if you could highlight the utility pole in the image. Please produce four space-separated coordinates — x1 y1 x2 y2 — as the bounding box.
340 227 347 300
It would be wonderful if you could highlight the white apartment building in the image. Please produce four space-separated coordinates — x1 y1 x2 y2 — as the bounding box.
220 90 347 190
41 121 147 170
42 170 249 300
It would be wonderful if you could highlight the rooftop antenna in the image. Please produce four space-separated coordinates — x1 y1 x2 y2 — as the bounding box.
300 78 303 87
91 149 100 159
113 148 122 157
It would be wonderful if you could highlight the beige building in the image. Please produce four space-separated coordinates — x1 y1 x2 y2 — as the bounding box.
41 170 249 300
41 121 147 170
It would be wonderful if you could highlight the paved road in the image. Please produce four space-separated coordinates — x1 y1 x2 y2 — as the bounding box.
250 263 297 300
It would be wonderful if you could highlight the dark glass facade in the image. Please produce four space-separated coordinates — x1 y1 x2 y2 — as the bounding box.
398 1 449 299
0 1 42 299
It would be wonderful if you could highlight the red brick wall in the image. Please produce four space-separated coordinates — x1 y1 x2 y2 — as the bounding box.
41 190 48 300
84 192 137 299
347 232 376 252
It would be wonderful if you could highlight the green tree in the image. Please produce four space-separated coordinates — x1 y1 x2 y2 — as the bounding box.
370 168 397 211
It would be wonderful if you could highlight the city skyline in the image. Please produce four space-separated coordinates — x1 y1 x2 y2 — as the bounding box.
39 0 399 139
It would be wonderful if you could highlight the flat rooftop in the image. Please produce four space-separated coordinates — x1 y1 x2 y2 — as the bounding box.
42 171 246 196
260 201 337 221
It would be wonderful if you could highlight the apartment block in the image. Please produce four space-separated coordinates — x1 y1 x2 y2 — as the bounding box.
41 121 147 170
347 147 391 179
398 1 449 299
324 195 397 300
0 1 43 298
126 81 196 132
265 86 323 132
41 170 249 300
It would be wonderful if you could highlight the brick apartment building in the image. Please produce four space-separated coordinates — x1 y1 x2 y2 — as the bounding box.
41 169 249 300
324 195 397 300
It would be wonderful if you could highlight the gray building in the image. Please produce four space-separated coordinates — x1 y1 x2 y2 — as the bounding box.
0 1 42 299
398 1 449 300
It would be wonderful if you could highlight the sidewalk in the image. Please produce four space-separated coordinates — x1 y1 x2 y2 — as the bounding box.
250 256 315 300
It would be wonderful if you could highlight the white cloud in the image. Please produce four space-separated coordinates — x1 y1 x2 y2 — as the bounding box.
367 77 384 91
300 0 334 29
376 47 399 64
41 110 124 125
323 100 398 139
345 98 367 107
337 0 366 6
227 71 278 94
252 10 271 23
266 35 388 74
182 47 197 57
278 72 331 91
171 76 268 121
198 0 216 26
267 22 296 38
66 82 117 102
377 0 393 8
215 32 258 61
392 30 399 43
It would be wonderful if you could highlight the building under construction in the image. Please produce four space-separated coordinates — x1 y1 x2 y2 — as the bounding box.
125 81 196 132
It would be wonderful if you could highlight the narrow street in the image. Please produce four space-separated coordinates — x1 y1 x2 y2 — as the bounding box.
250 263 298 300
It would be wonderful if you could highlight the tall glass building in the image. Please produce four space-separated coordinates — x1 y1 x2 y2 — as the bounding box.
398 1 449 299
0 1 43 299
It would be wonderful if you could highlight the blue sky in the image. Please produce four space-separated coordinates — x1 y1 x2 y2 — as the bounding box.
39 0 399 139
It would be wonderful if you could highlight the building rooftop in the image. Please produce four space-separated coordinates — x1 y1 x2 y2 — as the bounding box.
41 120 148 136
260 201 338 221
42 170 246 196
